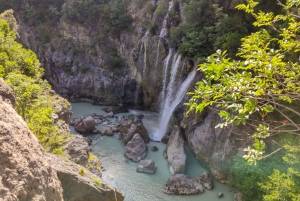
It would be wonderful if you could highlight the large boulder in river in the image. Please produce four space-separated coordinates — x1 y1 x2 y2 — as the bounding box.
124 134 147 161
0 79 63 201
166 125 186 175
164 174 204 195
74 116 96 134
137 159 156 173
120 121 150 144
197 171 213 190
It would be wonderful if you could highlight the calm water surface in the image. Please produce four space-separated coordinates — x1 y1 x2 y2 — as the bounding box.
71 102 234 201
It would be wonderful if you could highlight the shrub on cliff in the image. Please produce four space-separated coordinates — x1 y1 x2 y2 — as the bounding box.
0 11 68 152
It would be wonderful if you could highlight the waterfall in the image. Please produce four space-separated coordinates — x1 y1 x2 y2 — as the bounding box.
159 0 174 38
152 55 197 141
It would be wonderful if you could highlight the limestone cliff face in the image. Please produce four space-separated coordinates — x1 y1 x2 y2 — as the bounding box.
17 0 192 110
0 78 64 201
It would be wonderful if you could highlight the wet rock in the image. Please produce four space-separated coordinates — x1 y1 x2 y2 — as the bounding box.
166 125 186 175
151 146 158 151
111 126 120 132
103 106 129 114
91 128 102 134
161 135 169 144
218 192 224 198
137 159 156 173
197 171 213 190
164 174 204 195
106 111 114 118
124 134 147 161
74 116 96 134
104 128 114 136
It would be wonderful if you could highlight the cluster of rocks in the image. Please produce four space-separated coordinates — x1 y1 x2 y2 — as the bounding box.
0 79 124 201
163 125 223 197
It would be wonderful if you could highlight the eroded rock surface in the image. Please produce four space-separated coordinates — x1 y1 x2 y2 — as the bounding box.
197 171 213 190
124 133 147 161
0 79 63 201
73 116 96 134
137 159 156 174
164 174 204 195
119 119 150 144
166 125 186 175
46 154 124 201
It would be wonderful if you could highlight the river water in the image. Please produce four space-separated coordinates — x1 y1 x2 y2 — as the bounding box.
70 102 234 201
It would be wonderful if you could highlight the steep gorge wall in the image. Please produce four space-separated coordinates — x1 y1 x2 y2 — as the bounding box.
16 0 193 110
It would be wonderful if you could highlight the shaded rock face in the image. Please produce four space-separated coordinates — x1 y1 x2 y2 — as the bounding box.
16 1 193 110
0 80 63 201
73 116 96 134
164 174 204 195
197 171 213 190
137 159 156 174
124 134 147 161
119 119 150 144
46 154 124 201
166 125 186 175
186 110 235 183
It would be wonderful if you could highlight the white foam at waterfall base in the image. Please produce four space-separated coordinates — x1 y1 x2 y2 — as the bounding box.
152 68 197 141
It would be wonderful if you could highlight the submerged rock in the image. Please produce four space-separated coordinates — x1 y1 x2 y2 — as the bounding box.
164 174 204 195
197 171 213 190
137 159 156 173
151 145 158 151
218 192 224 198
166 125 186 175
124 134 147 161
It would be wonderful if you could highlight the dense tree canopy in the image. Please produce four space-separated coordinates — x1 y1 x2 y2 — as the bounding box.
186 0 300 200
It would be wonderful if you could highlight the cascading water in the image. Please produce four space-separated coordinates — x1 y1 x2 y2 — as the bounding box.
152 53 197 141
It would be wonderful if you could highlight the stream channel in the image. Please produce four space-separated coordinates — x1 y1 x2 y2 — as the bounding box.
70 102 234 201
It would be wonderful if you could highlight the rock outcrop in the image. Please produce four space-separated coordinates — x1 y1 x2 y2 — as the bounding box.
0 79 64 201
166 125 186 175
164 174 204 195
197 171 213 190
124 133 147 161
137 159 156 174
119 119 150 144
73 116 96 134
62 135 102 177
46 153 124 201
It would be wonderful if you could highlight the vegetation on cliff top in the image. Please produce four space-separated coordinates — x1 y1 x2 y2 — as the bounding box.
0 10 69 152
186 0 300 200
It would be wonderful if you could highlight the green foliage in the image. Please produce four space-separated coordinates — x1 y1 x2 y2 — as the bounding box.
187 0 300 200
92 178 102 188
186 0 300 164
62 0 102 24
78 167 86 176
0 15 68 151
52 148 66 157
